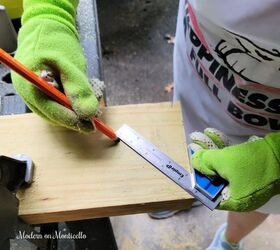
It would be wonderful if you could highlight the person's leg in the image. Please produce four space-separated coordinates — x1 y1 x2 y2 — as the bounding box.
225 211 269 243
207 211 269 250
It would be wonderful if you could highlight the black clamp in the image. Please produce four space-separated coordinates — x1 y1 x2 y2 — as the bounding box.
0 155 33 192
0 155 34 250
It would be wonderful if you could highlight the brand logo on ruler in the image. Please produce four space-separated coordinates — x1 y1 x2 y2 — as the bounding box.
166 164 184 178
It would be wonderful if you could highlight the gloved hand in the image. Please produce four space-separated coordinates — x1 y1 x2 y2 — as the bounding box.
190 128 280 212
11 0 99 132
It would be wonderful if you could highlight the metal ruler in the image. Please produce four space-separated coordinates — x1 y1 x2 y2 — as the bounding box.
116 124 227 210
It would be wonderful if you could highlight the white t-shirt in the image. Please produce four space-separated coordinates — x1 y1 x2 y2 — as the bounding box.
174 0 280 143
174 0 280 213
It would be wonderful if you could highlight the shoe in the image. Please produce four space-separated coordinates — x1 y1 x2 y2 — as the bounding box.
148 200 202 219
206 223 243 250
148 210 180 219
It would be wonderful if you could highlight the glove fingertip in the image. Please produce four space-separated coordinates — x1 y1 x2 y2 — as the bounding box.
191 150 216 176
189 143 203 154
72 94 99 118
75 121 96 133
204 128 230 148
190 131 218 149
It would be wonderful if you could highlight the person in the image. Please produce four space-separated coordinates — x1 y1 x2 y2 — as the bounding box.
173 0 280 249
2 0 280 250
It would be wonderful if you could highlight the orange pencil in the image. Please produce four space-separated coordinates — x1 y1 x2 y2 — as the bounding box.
0 48 118 141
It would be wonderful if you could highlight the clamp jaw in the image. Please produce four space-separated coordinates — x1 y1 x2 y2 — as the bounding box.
0 155 34 250
0 155 33 192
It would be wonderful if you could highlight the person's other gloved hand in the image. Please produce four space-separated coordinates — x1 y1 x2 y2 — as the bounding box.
189 128 230 152
190 129 280 212
11 0 99 132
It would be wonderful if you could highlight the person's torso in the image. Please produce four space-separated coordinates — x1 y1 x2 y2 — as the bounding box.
174 0 280 141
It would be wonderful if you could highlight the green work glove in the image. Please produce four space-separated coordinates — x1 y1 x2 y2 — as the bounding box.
190 129 280 212
11 0 99 132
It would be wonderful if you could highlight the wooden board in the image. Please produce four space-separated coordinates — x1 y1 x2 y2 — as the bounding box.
1 102 194 224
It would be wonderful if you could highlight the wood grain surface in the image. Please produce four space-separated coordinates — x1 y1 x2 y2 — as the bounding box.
0 102 193 224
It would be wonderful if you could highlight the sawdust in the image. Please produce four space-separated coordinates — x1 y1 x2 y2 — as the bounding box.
164 33 175 45
120 236 138 250
112 213 206 250
164 82 174 93
162 242 201 250
151 220 202 250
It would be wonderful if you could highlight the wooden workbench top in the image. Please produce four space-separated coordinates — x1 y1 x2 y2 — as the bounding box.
1 102 193 224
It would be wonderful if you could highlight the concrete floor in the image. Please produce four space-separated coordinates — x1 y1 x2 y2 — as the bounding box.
97 0 176 105
97 0 280 250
